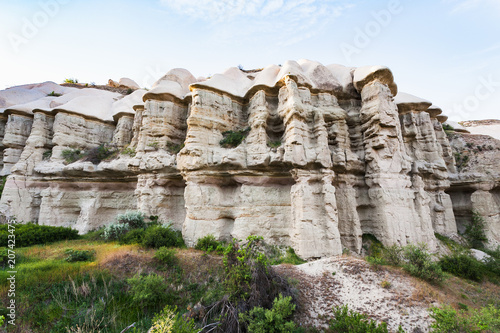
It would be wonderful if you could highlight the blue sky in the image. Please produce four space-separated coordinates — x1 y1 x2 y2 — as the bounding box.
0 0 499 120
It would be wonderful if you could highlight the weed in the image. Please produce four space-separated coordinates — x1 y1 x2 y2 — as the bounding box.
116 211 146 229
149 305 198 333
439 251 485 281
329 305 390 333
442 123 454 131
42 150 52 160
84 143 117 164
64 78 79 84
103 222 130 241
127 273 172 310
381 280 391 289
61 148 85 164
0 223 79 247
154 247 178 268
195 234 224 253
147 141 159 150
119 228 145 245
220 127 250 148
464 210 488 249
166 141 184 154
0 176 7 198
65 249 96 262
402 244 444 283
267 140 282 148
47 91 62 97
120 146 136 157
142 224 184 249
430 305 500 332
239 294 296 333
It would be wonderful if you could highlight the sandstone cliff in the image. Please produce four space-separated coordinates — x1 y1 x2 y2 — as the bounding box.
1 60 499 257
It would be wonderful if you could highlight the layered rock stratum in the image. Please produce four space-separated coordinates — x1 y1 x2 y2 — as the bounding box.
0 60 499 258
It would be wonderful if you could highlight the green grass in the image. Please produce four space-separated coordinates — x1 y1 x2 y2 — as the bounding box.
0 239 226 332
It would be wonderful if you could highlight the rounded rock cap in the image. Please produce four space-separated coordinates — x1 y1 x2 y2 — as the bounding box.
353 65 397 96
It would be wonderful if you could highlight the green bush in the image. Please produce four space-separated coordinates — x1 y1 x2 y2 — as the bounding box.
103 222 130 241
142 225 185 249
47 91 62 97
464 211 488 249
64 249 95 262
116 211 146 229
382 244 403 266
127 273 171 309
362 234 384 257
442 123 454 131
430 305 500 333
220 127 250 148
119 228 145 245
239 294 296 333
64 78 78 84
402 244 443 283
278 247 306 265
194 234 222 253
439 251 485 281
154 247 178 268
223 235 269 300
329 305 389 333
149 305 198 333
61 148 84 164
0 223 79 247
84 144 117 164
0 175 7 197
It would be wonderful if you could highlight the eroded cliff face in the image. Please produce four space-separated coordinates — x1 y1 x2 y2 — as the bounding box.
0 60 499 257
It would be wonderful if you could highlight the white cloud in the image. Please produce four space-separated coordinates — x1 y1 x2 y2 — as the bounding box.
159 0 353 46
445 0 500 14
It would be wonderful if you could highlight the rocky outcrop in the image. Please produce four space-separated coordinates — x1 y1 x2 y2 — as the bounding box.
0 60 499 257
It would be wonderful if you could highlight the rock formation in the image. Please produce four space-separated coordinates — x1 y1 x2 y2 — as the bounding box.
0 61 499 257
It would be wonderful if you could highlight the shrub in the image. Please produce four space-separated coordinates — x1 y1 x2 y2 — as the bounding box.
47 91 62 97
442 123 454 131
149 305 198 333
362 234 384 257
64 249 95 262
0 175 7 198
119 228 145 245
402 244 443 283
223 236 269 300
103 222 130 241
127 273 170 309
366 256 386 269
154 247 178 268
42 150 52 160
267 140 282 148
382 244 403 266
116 211 146 229
279 247 306 265
64 78 79 84
380 280 391 289
239 294 296 333
430 305 500 333
0 223 79 247
439 251 484 281
329 305 389 333
166 141 184 154
464 211 488 249
194 234 222 252
61 148 84 164
142 225 184 249
121 146 136 157
84 144 117 164
220 127 250 148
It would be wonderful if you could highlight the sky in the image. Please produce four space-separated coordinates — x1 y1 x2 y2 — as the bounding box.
0 0 499 121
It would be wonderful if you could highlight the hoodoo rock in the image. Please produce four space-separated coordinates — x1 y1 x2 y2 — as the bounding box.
0 60 499 257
